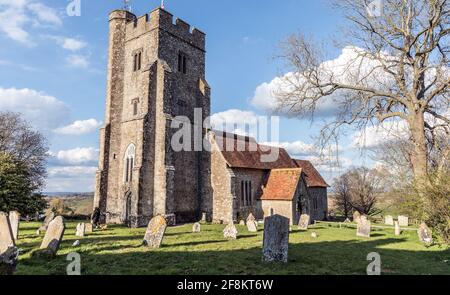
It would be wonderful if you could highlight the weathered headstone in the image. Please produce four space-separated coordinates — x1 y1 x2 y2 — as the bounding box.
143 215 167 248
311 232 318 238
0 246 18 275
239 220 245 226
8 211 20 241
394 221 401 236
39 211 55 231
192 222 201 233
201 212 207 223
246 220 258 232
85 223 93 234
353 211 361 223
344 218 351 223
298 214 310 231
0 212 15 254
37 216 65 256
384 215 394 226
75 223 85 237
356 215 371 238
418 223 433 244
398 215 409 227
247 213 256 223
262 215 289 263
223 222 238 239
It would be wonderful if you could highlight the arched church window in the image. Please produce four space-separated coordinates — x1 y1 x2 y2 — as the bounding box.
124 144 136 183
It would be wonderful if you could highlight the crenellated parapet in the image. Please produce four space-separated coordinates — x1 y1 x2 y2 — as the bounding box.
123 8 205 51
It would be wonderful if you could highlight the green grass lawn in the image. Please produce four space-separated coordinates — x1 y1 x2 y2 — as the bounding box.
14 221 449 275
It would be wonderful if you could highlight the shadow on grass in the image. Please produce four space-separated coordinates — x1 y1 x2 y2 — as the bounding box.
16 235 450 275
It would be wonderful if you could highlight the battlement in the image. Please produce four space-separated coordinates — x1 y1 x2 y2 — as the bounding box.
121 8 205 51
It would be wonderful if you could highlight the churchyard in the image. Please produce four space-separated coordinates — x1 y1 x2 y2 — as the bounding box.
11 220 450 275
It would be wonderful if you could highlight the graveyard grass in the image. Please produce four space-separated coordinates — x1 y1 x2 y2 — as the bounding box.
15 222 449 275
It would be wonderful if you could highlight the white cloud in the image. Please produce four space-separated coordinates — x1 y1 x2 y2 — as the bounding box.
48 166 97 178
45 166 97 192
351 120 409 149
66 54 89 68
0 87 70 133
0 1 62 44
210 109 260 137
54 119 102 135
49 147 99 166
62 38 87 51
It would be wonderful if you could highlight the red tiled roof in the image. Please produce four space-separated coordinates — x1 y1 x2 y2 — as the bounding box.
293 159 328 188
260 168 302 201
213 131 297 170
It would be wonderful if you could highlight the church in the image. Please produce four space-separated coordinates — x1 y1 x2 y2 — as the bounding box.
94 7 328 227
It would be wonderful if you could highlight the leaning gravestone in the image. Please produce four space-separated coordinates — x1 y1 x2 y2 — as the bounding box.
143 215 167 248
384 215 394 226
8 211 20 241
394 221 401 236
353 211 361 223
246 219 258 232
85 223 93 234
192 222 201 233
418 223 433 245
39 211 55 231
223 222 238 239
298 214 310 231
75 223 85 237
262 215 289 263
36 216 65 257
398 215 409 227
0 212 15 254
356 215 371 238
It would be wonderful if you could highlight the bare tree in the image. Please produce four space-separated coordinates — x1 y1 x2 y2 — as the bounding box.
335 167 384 215
0 111 48 190
276 0 449 183
333 175 353 218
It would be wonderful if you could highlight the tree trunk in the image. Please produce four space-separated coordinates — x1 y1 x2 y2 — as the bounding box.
409 111 429 183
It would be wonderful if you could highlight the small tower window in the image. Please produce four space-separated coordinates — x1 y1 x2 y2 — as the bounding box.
133 52 142 72
132 99 139 116
178 52 187 74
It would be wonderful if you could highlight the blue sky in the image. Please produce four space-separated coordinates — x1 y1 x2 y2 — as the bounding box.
0 0 378 192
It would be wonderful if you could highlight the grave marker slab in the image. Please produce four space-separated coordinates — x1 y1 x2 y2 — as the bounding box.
75 223 85 237
39 211 55 231
394 221 401 236
262 215 289 263
143 216 167 248
418 223 433 244
298 214 310 231
85 223 93 234
8 211 20 241
223 223 238 239
353 211 361 223
384 215 394 226
398 215 409 227
38 216 65 256
356 216 371 238
0 212 15 254
192 222 201 233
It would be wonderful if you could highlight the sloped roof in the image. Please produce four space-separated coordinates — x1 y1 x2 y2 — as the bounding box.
293 159 328 188
213 131 297 170
260 168 303 201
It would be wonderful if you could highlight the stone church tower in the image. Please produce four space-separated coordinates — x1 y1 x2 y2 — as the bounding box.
94 7 211 227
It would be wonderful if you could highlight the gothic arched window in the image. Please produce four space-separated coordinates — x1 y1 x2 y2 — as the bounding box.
124 144 136 183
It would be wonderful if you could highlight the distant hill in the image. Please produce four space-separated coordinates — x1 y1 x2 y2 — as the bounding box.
43 192 94 216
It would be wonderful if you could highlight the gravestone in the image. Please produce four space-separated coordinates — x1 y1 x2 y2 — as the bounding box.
384 215 394 226
39 211 55 231
394 221 401 236
353 211 361 223
0 246 18 275
239 220 245 226
356 215 371 238
262 215 289 263
0 212 15 254
143 215 167 248
418 223 433 244
192 222 201 233
246 220 258 232
37 216 65 256
247 213 256 223
298 214 310 231
8 211 20 241
223 222 238 239
311 232 318 238
85 223 93 234
201 212 207 223
398 215 409 227
75 223 85 237
344 218 351 223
